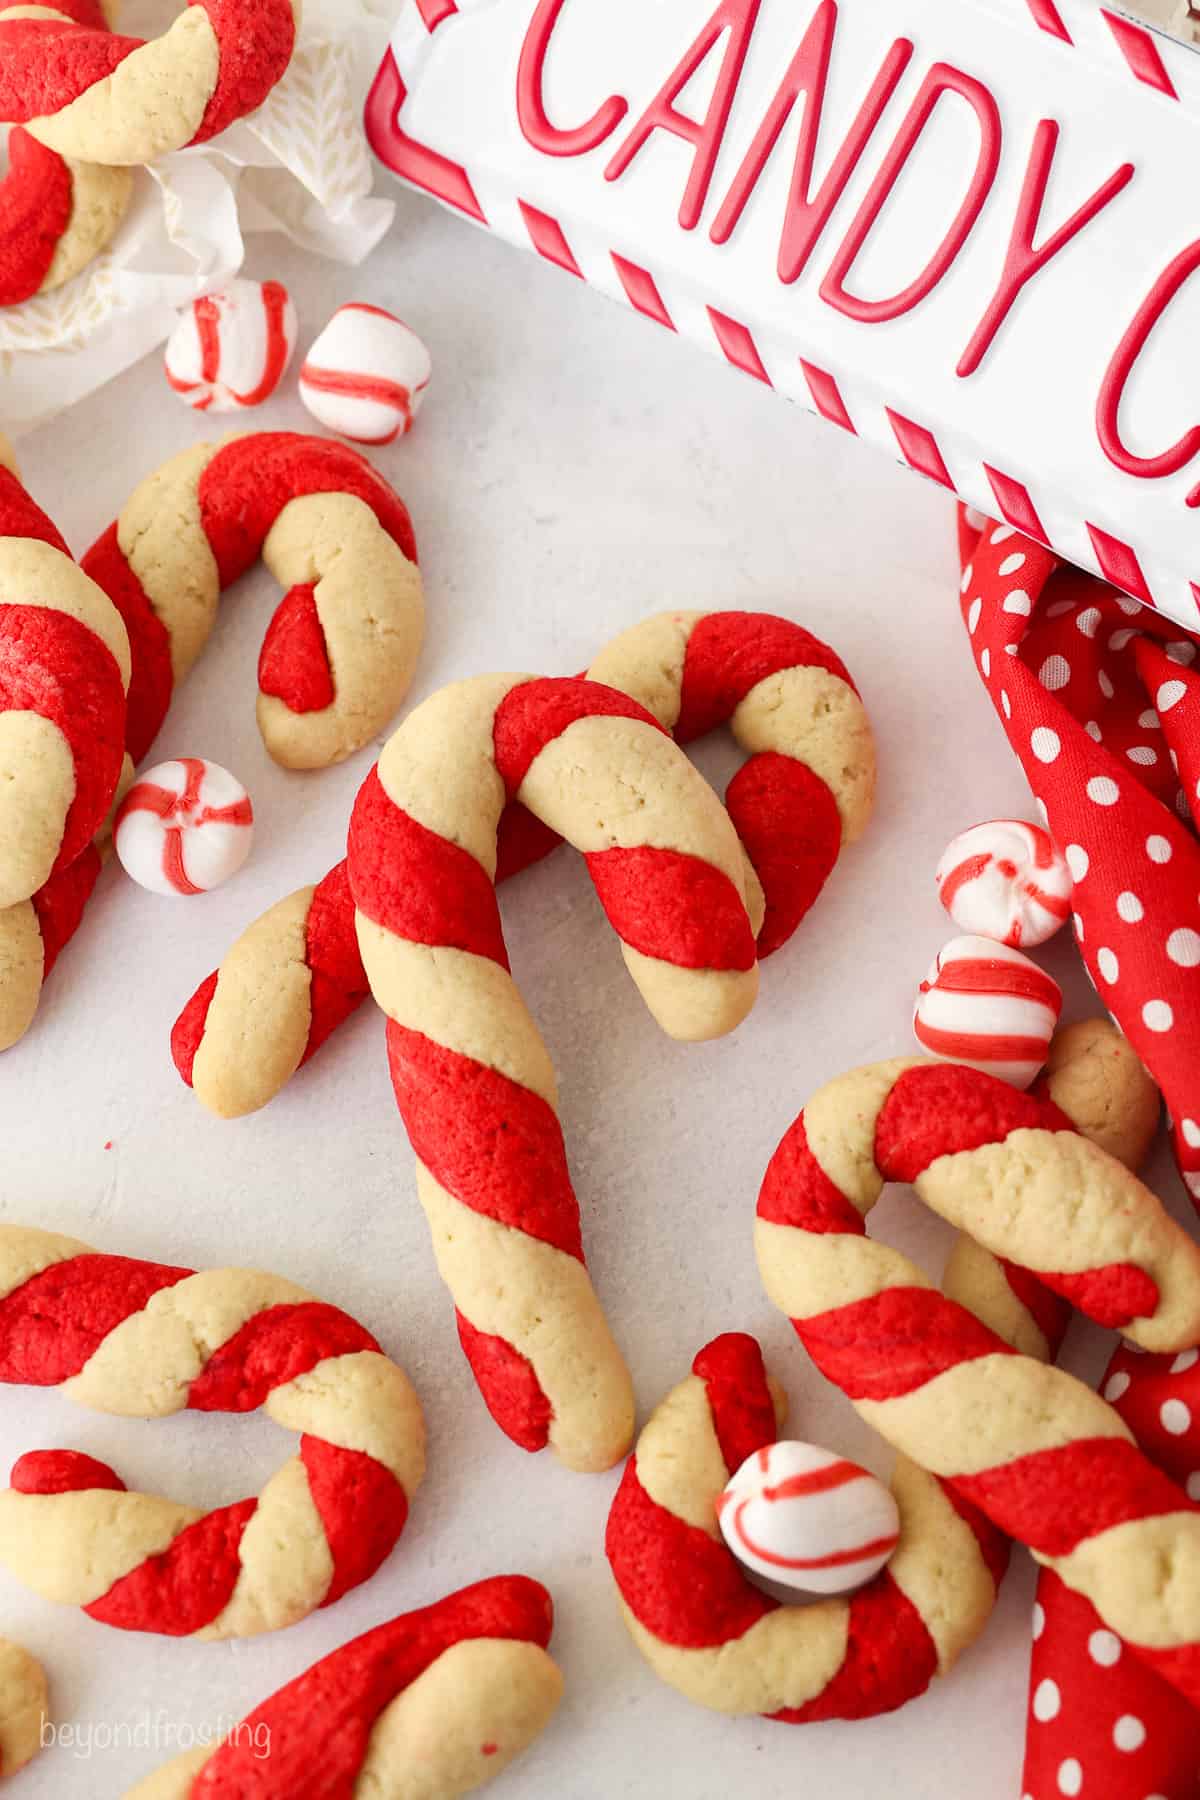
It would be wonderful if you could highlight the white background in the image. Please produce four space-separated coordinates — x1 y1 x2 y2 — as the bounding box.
1 183 1186 1799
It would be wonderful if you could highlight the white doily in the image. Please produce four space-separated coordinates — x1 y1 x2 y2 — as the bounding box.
0 0 397 431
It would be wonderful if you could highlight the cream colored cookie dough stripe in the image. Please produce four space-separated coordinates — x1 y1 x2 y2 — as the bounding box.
123 1747 211 1800
260 493 425 771
943 1234 1053 1361
0 898 43 1052
416 1164 634 1475
190 887 316 1120
117 443 219 684
855 1352 1133 1479
0 1224 88 1302
634 1372 734 1537
734 664 876 842
42 158 133 293
0 1636 47 1778
196 1457 332 1642
1044 1511 1200 1651
0 1487 202 1605
918 1131 1200 1352
356 929 558 1108
376 675 522 875
0 713 76 911
356 1637 563 1796
585 610 700 729
755 1217 930 1321
887 1455 998 1671
268 1351 426 1494
517 714 758 1040
26 9 221 164
519 714 749 888
62 1269 314 1416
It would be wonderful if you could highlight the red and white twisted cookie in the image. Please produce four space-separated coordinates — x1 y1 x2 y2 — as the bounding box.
348 671 769 1473
0 1638 46 1779
0 434 130 912
606 1024 1160 1722
0 1225 425 1638
754 1057 1200 1710
82 432 424 771
0 2 131 307
607 1331 1010 1719
0 0 298 166
174 609 875 1118
123 1576 561 1799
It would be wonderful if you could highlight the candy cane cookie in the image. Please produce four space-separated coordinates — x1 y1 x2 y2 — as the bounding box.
0 433 130 911
754 1056 1200 1709
81 432 424 770
123 1576 561 1799
0 1225 424 1638
0 0 298 166
0 1637 46 1777
348 672 764 1472
175 609 875 1119
606 1024 1159 1721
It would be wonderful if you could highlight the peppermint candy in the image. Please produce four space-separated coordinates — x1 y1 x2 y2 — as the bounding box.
299 304 432 445
936 819 1072 947
165 280 297 413
114 759 253 897
914 934 1063 1088
716 1440 899 1597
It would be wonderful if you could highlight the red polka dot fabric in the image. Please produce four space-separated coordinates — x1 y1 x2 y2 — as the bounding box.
957 509 1200 1201
958 510 1200 1794
1023 1340 1200 1799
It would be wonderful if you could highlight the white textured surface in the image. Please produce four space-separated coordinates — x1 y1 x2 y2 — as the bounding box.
0 187 1187 1800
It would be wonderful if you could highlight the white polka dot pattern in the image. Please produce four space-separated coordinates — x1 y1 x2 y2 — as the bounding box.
956 508 1200 1223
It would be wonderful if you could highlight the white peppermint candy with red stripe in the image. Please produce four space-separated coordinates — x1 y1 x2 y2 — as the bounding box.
716 1440 900 1597
914 934 1063 1089
936 819 1073 948
299 304 432 446
164 280 297 413
114 760 253 898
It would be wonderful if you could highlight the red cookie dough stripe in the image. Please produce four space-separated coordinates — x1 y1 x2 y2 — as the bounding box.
0 130 72 306
85 1499 257 1636
198 435 417 580
184 1576 554 1794
349 769 508 966
31 844 101 980
873 1063 1050 1183
0 603 125 875
693 1333 777 1476
674 612 858 739
303 861 371 1058
186 1303 380 1412
0 466 70 555
585 844 757 972
0 22 138 125
386 1023 585 1261
80 520 173 765
770 1576 938 1724
954 1437 1192 1559
301 1437 409 1609
191 0 298 144
606 1457 777 1647
456 1313 553 1452
798 1288 1017 1402
724 753 842 957
258 582 336 713
492 675 666 792
0 1252 192 1384
757 1112 870 1235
